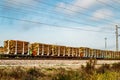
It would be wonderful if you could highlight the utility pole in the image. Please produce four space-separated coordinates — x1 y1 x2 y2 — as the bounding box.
105 37 107 49
115 25 120 51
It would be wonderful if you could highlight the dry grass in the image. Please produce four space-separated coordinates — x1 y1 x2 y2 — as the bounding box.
0 62 120 80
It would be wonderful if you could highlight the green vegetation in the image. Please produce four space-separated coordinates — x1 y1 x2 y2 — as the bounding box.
0 62 120 80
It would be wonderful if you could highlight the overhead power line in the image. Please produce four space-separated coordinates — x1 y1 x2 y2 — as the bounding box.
96 0 120 10
0 2 99 27
0 15 114 34
1 0 116 31
0 4 101 28
35 0 117 24
62 0 119 19
3 0 117 26
7 0 118 20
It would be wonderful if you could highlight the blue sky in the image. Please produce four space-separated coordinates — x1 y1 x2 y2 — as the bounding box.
0 0 120 50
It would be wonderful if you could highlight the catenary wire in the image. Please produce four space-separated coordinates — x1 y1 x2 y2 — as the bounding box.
35 0 118 25
0 15 115 34
3 0 118 26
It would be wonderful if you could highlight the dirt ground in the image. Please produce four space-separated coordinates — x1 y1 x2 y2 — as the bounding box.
0 60 119 69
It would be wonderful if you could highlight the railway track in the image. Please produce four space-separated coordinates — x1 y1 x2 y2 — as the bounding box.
0 54 120 60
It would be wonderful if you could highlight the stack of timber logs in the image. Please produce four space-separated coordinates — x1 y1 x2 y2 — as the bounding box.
79 47 86 57
4 40 29 54
4 40 16 54
30 43 42 56
44 44 49 55
0 47 4 54
76 48 79 57
65 47 71 56
60 46 66 56
30 43 67 56
72 48 77 57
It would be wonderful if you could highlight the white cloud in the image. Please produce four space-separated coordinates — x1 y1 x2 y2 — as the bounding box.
56 0 97 15
73 0 96 8
91 9 114 21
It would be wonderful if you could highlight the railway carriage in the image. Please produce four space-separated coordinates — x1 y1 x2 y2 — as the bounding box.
0 40 119 60
4 40 29 55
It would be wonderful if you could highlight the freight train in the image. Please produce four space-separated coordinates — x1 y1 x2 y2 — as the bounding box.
0 40 120 59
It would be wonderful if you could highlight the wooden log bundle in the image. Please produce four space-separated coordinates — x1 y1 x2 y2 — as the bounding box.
49 45 55 56
59 46 65 56
72 48 77 57
30 43 67 56
4 40 29 54
79 47 86 57
30 43 41 56
30 43 51 56
46 44 59 56
65 47 71 56
76 48 79 57
4 40 15 54
44 44 49 55
0 47 4 54
54 45 59 56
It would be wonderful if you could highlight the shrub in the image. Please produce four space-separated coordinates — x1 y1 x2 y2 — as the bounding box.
97 64 111 73
9 67 25 79
27 67 45 77
82 62 95 74
111 62 120 72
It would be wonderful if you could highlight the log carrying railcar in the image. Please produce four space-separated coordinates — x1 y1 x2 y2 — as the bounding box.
4 40 29 55
0 40 120 60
